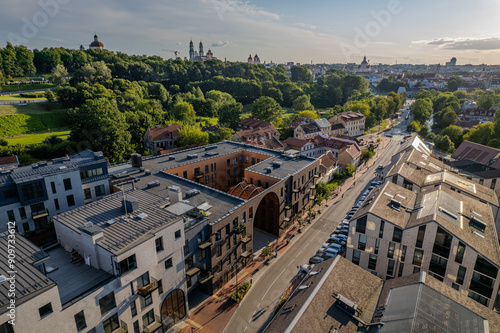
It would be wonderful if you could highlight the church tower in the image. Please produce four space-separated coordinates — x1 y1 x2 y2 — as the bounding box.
199 41 204 57
189 40 195 60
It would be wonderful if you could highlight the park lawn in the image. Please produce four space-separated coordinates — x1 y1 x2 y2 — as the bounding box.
1 83 55 93
0 94 47 101
196 117 218 126
2 128 71 145
0 103 66 116
365 119 389 135
0 111 68 136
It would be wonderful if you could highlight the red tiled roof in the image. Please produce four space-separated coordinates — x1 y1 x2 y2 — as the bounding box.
147 125 181 141
237 118 272 130
319 151 337 169
284 137 309 148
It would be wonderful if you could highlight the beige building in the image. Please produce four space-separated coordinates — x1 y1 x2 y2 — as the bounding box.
329 111 366 137
345 180 500 310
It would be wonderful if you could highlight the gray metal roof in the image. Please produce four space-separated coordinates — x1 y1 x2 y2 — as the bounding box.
54 189 183 255
313 118 331 128
381 283 487 333
0 232 56 312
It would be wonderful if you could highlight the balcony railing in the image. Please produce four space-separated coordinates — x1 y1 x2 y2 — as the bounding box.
241 235 252 243
143 315 162 333
137 277 159 297
32 208 49 219
112 321 128 333
234 224 245 234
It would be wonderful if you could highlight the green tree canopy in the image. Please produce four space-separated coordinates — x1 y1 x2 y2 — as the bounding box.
251 96 282 122
219 102 243 128
171 101 196 123
298 110 319 119
292 94 314 111
178 125 209 146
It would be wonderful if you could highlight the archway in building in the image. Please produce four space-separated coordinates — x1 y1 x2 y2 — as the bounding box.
161 289 186 330
254 191 280 237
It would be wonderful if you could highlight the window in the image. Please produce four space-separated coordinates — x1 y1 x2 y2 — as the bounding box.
205 165 209 173
413 249 423 266
216 244 222 257
51 181 56 194
99 292 116 315
457 266 466 285
19 207 26 220
379 220 385 238
140 293 153 309
84 188 92 200
387 259 395 277
6 210 15 222
206 175 209 184
80 167 103 179
215 229 221 241
226 238 231 250
142 309 155 327
137 272 150 288
183 171 187 179
352 249 361 265
368 254 377 270
95 184 105 197
356 216 367 234
227 159 230 167
175 230 181 239
156 237 164 252
225 224 230 236
358 234 367 251
452 283 460 291
158 279 163 294
249 207 253 219
118 255 137 275
429 254 447 280
479 179 484 185
252 157 256 165
74 310 87 331
401 245 407 262
21 181 44 201
131 300 137 316
185 256 194 270
455 242 465 264
468 291 489 306
64 178 72 190
491 178 497 190
133 321 140 333
233 157 237 165
165 258 173 269
103 313 119 333
39 303 53 318
387 242 395 259
392 227 402 243
54 198 60 210
416 225 425 248
66 194 75 207
374 238 380 254
199 248 207 261
413 266 421 274
398 263 404 277
432 227 453 259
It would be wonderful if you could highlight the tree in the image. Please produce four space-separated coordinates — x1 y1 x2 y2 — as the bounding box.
463 122 495 146
251 96 282 122
298 110 319 119
291 66 312 83
69 98 132 163
410 98 433 123
292 94 314 111
345 164 357 177
361 149 375 160
447 76 465 91
441 125 463 147
219 102 243 129
434 135 455 153
50 64 68 85
177 125 209 146
171 101 196 123
44 89 55 103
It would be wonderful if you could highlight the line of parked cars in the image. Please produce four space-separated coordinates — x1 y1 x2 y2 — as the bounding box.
308 180 384 265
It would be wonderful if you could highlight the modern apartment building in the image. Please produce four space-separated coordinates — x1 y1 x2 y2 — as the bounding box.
0 189 187 333
0 150 109 238
345 177 500 310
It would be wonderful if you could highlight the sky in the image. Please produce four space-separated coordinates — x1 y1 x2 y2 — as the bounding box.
1 0 500 65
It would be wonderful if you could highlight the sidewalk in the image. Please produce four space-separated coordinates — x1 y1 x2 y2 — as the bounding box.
183 136 392 333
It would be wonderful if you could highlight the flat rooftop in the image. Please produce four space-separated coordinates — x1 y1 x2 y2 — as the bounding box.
54 189 183 255
0 232 55 313
45 247 113 306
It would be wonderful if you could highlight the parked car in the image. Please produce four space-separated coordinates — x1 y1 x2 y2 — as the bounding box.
342 218 350 224
330 238 346 246
323 252 337 259
309 256 324 264
368 186 374 191
325 248 340 256
363 190 370 196
336 234 348 240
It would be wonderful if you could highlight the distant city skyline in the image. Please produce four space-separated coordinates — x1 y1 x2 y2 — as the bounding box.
1 0 500 65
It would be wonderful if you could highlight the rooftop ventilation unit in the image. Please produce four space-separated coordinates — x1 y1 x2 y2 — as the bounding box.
265 167 272 173
137 213 148 220
0 275 6 283
470 216 487 233
187 154 198 159
31 163 38 169
273 161 283 168
336 294 357 315
186 189 200 198
205 146 217 151
38 161 47 167
145 169 151 175
59 166 67 170
390 199 401 211
84 221 93 228
106 219 116 226
147 180 160 188
205 151 219 157
169 155 175 161
124 196 139 213
131 153 142 168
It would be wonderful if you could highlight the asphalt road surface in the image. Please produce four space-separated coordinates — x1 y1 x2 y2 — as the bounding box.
224 132 406 333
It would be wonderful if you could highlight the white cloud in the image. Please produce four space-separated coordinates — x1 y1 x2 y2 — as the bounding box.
295 23 316 30
211 40 230 47
412 37 500 50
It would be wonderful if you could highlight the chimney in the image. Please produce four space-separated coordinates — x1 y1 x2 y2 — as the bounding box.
124 196 139 212
168 185 182 204
131 153 142 168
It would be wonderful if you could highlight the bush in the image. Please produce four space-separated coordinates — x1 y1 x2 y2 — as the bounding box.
230 281 252 303
19 91 45 98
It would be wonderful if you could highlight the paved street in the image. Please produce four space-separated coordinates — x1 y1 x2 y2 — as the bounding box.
224 130 406 333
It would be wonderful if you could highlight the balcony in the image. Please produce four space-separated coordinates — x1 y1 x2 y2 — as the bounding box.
198 241 212 250
241 235 252 243
199 273 213 284
143 315 162 333
186 267 200 277
137 277 158 297
195 172 204 179
241 251 252 258
234 224 245 234
293 189 299 193
32 208 49 219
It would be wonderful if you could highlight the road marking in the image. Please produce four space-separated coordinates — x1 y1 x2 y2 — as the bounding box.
295 250 303 258
257 303 260 308
244 327 248 332
263 271 284 298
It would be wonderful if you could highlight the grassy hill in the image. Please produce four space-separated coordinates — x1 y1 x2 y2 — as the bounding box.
0 103 69 141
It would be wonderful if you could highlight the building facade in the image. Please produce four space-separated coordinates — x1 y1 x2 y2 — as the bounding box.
328 111 366 137
144 125 181 155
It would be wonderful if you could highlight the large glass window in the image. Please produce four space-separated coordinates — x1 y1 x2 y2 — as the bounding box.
64 178 72 191
432 227 453 259
374 238 380 255
413 249 423 266
416 225 426 248
401 245 407 262
161 289 186 329
137 272 150 288
392 227 402 243
103 313 119 333
156 237 164 252
358 234 366 251
95 184 105 197
356 216 367 234
368 254 377 270
379 220 385 238
84 188 92 200
387 242 395 259
118 255 137 275
455 242 466 264
429 254 448 280
387 259 395 277
99 292 116 315
457 266 466 285
66 194 75 207
352 250 361 265
21 181 44 201
38 303 53 318
143 309 155 327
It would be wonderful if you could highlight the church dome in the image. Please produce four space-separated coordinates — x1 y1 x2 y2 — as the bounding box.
90 34 104 49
